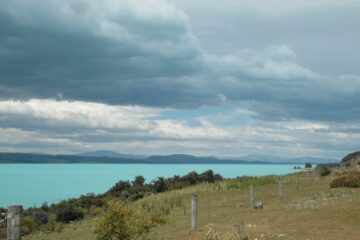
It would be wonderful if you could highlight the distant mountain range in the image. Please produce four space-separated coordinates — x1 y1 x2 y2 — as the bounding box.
238 154 338 164
0 152 268 164
76 150 145 159
0 151 339 164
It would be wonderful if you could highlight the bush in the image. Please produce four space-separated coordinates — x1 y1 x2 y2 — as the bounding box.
105 170 223 201
132 176 145 186
0 208 5 220
54 202 84 223
182 171 198 185
24 208 49 225
317 166 331 177
22 216 39 235
330 171 360 188
78 193 105 209
107 180 131 197
199 170 222 183
305 163 312 168
95 200 165 240
153 177 167 193
41 202 50 212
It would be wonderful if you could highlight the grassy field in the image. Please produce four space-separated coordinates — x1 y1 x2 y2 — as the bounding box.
24 171 360 240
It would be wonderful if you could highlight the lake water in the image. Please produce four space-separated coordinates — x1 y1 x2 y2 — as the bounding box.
0 164 301 208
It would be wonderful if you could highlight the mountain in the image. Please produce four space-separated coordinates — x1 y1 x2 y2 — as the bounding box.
143 154 270 164
0 152 338 164
0 152 140 164
290 156 338 164
239 154 338 164
0 152 269 164
76 150 145 159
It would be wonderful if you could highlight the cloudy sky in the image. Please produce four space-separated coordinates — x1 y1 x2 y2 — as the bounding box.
0 0 359 159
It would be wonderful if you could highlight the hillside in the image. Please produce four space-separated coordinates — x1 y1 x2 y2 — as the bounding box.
341 151 360 167
23 171 360 240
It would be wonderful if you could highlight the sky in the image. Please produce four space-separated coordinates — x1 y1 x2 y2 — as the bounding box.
0 0 359 159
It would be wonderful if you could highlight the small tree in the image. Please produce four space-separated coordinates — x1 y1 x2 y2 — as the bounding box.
95 200 165 240
133 176 145 186
153 177 167 193
108 180 131 197
55 204 84 223
317 166 331 176
305 163 312 168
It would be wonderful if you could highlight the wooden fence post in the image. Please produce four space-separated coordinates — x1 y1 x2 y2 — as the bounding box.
295 175 299 190
234 221 246 240
307 171 310 182
278 178 284 200
191 194 198 231
7 205 22 240
249 185 254 209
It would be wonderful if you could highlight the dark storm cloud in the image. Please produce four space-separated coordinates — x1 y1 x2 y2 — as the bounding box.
0 0 360 122
0 0 209 107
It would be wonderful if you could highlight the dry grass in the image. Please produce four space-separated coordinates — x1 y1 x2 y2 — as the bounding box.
24 171 360 240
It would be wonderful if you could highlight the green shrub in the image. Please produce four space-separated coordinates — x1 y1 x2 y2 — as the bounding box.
24 208 49 225
22 216 39 235
107 180 131 197
317 166 331 177
54 202 84 223
95 200 165 240
305 163 312 168
153 177 167 193
77 193 105 209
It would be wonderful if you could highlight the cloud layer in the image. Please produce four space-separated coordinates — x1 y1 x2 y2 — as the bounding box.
0 0 359 158
0 99 358 159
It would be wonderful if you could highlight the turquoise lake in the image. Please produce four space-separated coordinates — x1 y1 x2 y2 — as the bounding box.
0 164 302 208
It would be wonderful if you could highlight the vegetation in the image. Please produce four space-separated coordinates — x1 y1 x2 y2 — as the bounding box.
2 156 360 240
21 170 360 240
305 162 312 168
17 169 360 240
107 170 222 200
330 171 360 188
206 225 247 240
95 200 165 240
341 151 360 163
54 202 84 223
0 170 222 238
13 151 360 239
317 166 331 176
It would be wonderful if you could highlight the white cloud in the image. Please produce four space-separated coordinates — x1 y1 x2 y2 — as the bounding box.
0 99 160 130
0 99 230 140
1 98 357 159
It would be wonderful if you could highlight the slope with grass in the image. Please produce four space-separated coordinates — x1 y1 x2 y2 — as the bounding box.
23 170 360 240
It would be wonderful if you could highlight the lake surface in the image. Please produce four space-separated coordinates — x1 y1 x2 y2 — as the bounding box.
0 164 302 207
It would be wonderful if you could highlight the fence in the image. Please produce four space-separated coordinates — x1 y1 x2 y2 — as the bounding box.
181 169 357 233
